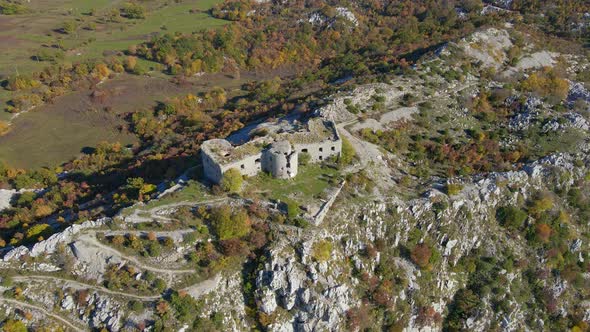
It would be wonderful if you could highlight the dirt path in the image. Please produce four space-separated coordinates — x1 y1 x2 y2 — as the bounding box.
13 275 161 301
78 234 195 278
101 229 196 243
13 273 222 302
0 297 85 332
123 198 228 224
337 122 395 188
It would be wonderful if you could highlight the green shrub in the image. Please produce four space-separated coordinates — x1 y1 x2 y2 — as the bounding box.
339 137 356 166
211 206 250 240
285 200 301 219
16 191 35 206
221 168 243 193
146 241 162 257
153 278 166 292
1 319 27 332
528 194 553 215
496 206 528 231
61 21 77 34
445 183 463 196
299 152 311 166
0 2 28 15
183 231 198 244
121 2 145 19
129 300 144 312
312 240 333 262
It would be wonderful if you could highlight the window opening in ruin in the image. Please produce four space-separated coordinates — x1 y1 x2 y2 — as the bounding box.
302 148 308 153
319 156 323 160
241 164 245 169
331 146 335 151
319 147 323 152
255 158 261 164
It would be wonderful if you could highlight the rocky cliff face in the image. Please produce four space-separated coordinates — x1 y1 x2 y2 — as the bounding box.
247 151 589 331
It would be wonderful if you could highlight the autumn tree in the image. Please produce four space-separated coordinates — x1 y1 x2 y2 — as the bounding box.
535 223 552 243
521 68 569 103
210 206 251 240
0 121 10 136
410 243 432 269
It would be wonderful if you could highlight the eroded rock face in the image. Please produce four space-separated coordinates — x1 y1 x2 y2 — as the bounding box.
255 239 356 331
568 82 590 105
458 28 512 68
509 97 542 131
3 218 110 262
199 272 250 332
308 7 358 28
0 189 17 212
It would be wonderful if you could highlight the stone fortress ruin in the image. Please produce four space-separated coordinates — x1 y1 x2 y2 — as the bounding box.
201 116 342 183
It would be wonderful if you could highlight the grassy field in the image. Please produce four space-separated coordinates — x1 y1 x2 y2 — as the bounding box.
245 164 342 207
0 0 227 78
0 70 257 169
0 0 231 169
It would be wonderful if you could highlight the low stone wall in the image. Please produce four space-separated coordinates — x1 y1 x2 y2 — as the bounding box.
313 180 346 225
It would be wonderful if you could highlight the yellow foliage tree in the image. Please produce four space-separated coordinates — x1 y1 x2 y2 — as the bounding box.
94 63 111 80
521 68 569 103
125 56 137 71
0 120 10 136
25 223 50 239
33 204 53 218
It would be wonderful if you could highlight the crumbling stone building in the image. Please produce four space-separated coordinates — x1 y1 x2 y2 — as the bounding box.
201 117 342 183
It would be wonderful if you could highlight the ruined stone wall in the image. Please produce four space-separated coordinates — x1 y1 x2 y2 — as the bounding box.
202 150 224 183
221 152 263 180
202 120 342 183
294 139 342 163
263 150 298 179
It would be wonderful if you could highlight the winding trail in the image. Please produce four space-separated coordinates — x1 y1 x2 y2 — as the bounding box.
78 234 195 275
13 273 222 304
123 198 228 224
337 121 395 188
100 229 196 243
13 276 161 301
0 297 85 332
